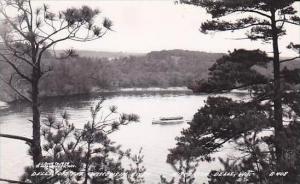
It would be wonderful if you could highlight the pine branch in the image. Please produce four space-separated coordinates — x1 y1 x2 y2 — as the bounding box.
201 19 271 34
235 9 271 19
209 81 270 94
280 56 300 63
0 133 33 144
276 19 300 26
0 178 32 184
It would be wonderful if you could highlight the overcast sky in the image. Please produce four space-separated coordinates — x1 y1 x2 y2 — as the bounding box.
31 0 300 56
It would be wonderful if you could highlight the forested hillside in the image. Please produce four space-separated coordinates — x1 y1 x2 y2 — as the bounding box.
0 50 223 101
1 48 300 102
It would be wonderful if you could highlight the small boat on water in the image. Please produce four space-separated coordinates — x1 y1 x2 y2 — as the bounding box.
152 116 185 125
159 116 183 121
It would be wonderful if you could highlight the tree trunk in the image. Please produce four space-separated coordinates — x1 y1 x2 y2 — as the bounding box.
271 9 284 165
84 142 91 184
31 70 42 166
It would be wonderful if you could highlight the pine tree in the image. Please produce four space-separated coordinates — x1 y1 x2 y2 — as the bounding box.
0 0 112 167
168 47 300 183
20 99 144 184
166 1 300 182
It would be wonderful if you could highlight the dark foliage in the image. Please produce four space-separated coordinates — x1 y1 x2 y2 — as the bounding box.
189 49 271 93
20 100 143 184
165 1 300 183
166 49 300 184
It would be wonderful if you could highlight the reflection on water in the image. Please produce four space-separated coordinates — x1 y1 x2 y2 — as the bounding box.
0 91 245 183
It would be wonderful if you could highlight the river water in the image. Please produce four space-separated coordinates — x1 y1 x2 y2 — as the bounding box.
0 90 247 183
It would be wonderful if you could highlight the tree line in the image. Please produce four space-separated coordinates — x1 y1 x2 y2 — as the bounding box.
1 49 223 101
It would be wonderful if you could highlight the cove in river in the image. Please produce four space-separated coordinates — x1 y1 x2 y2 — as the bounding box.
0 90 247 183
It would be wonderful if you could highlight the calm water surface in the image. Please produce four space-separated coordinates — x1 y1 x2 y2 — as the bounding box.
0 91 247 183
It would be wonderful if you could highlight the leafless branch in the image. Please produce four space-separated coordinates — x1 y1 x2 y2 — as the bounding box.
0 74 32 103
0 53 32 82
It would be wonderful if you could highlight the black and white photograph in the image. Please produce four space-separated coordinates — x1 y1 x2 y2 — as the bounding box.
0 0 300 183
